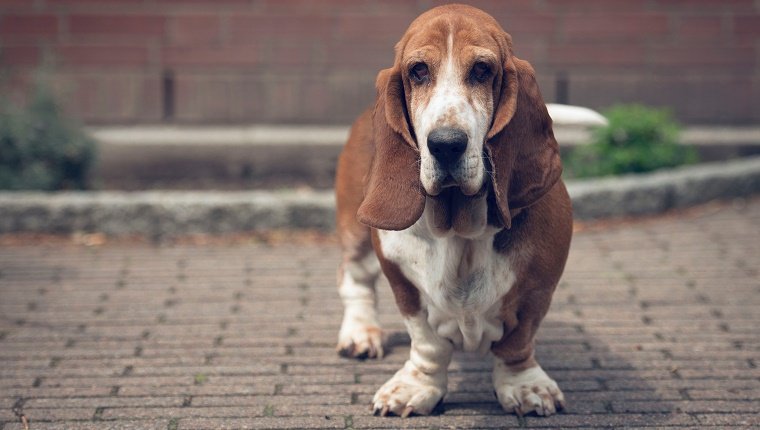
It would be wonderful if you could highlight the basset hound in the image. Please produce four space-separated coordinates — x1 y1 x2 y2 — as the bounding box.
335 4 572 418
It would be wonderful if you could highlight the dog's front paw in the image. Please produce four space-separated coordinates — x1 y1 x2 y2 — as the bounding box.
372 361 446 417
337 318 383 359
493 363 565 416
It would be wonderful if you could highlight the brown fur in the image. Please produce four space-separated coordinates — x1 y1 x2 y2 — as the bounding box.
371 229 421 317
491 181 572 368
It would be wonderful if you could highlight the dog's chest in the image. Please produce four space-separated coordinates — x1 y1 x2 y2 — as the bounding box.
379 223 515 353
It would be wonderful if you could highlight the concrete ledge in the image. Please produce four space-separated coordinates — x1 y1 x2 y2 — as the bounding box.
1 157 759 236
85 103 606 147
89 124 760 148
89 124 595 190
90 124 760 190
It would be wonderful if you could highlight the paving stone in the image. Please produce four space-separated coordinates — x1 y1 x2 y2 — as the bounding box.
2 421 170 430
1 197 758 428
694 413 760 426
23 397 186 409
178 416 345 429
10 407 94 421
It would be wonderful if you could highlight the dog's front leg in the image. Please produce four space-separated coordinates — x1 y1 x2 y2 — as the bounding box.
491 301 565 417
373 310 453 417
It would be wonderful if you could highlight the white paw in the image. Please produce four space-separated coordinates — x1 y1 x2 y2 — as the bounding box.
493 363 565 416
373 361 447 417
337 318 383 359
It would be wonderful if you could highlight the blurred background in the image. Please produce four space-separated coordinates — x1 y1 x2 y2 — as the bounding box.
0 0 758 192
2 0 758 124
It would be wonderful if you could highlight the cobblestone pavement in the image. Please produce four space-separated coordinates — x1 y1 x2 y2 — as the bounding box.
1 197 758 429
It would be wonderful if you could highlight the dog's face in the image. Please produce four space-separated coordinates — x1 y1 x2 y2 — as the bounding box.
357 5 562 234
401 17 501 197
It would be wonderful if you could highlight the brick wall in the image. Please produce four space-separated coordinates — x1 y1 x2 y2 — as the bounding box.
1 0 758 124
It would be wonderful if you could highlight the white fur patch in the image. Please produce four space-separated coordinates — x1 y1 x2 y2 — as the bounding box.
379 213 511 354
412 31 490 197
374 213 516 416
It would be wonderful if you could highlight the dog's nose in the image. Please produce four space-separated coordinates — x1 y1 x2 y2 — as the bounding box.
427 127 468 167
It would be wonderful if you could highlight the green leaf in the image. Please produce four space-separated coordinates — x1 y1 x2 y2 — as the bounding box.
564 104 697 178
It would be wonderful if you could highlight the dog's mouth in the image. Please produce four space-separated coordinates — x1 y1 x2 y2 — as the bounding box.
440 175 458 190
428 175 485 197
426 185 488 236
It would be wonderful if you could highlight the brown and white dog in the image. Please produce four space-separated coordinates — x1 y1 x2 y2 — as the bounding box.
335 4 572 418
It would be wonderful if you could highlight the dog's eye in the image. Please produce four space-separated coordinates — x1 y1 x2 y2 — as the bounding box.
410 63 429 83
470 62 491 83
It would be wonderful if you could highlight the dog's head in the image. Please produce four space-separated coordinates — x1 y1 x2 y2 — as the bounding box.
358 4 562 234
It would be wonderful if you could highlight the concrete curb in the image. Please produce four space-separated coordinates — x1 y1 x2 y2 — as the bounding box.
0 190 335 236
568 156 760 219
1 157 759 236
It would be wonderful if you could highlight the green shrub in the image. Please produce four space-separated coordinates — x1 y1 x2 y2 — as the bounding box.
0 74 96 190
564 104 698 179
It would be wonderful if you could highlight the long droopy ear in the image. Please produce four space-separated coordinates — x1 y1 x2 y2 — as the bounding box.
485 55 562 229
356 66 425 230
